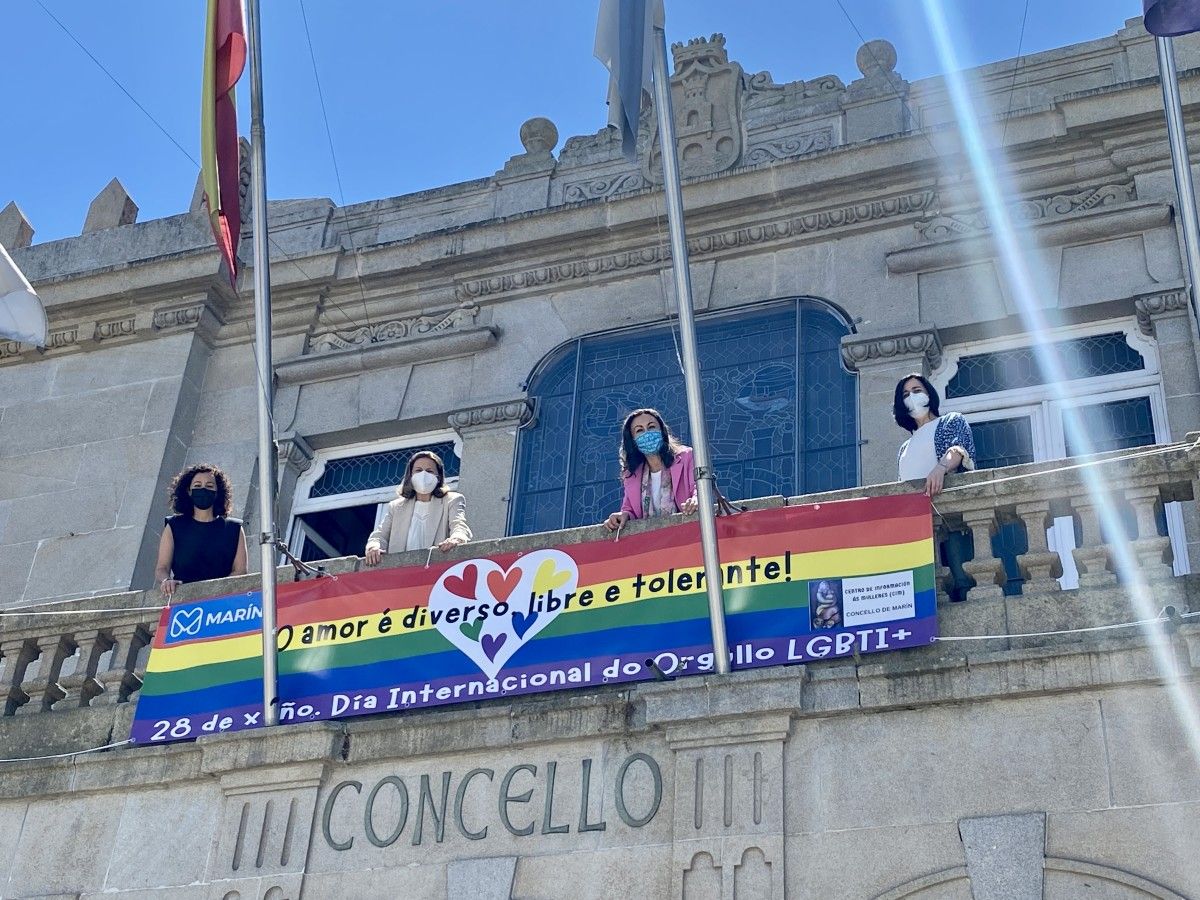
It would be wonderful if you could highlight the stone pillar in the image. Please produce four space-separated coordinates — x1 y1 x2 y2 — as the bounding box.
203 753 331 899
841 325 942 488
641 669 795 900
91 623 148 707
1014 500 1061 595
492 117 557 219
275 431 315 541
1125 487 1174 581
960 507 1005 600
1136 289 1200 570
448 400 533 540
1070 498 1116 589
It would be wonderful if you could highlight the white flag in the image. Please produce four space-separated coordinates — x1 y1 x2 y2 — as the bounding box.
0 243 47 346
595 0 665 162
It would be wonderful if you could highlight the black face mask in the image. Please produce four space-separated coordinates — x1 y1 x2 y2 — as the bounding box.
190 487 217 511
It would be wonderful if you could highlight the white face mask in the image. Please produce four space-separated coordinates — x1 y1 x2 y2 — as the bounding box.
410 471 438 495
903 391 930 413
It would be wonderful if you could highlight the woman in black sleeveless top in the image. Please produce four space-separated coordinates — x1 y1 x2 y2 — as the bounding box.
154 464 247 597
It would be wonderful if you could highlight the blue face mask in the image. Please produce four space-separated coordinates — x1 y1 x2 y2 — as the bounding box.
635 430 663 455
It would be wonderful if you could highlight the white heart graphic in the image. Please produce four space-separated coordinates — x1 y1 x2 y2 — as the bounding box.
169 606 203 639
428 549 579 680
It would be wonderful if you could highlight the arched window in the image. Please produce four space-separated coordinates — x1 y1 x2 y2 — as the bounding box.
509 299 858 534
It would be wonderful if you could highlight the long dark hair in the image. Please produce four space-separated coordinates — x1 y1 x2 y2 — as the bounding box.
399 450 448 499
169 464 233 517
619 408 685 478
893 373 942 433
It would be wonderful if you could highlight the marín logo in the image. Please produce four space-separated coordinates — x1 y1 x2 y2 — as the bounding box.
169 606 203 639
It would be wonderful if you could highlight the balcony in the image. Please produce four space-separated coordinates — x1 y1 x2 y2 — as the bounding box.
1 437 1196 760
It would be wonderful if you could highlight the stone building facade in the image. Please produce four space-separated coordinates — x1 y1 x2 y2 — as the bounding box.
0 18 1198 899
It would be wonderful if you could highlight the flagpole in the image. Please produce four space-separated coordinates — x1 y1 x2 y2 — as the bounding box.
649 25 731 675
1155 35 1200 333
245 0 279 726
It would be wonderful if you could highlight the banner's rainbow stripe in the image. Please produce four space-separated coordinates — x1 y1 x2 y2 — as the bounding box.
132 494 936 743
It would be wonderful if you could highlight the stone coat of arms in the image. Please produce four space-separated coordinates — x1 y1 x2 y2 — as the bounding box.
642 34 745 183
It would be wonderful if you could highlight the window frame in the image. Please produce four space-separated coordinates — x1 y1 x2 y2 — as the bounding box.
507 297 860 535
287 430 463 559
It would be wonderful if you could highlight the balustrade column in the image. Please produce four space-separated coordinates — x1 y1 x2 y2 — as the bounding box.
1014 500 1061 594
91 624 144 706
1125 487 1174 581
58 632 110 708
1070 498 1116 588
15 636 69 714
959 508 1006 600
0 639 31 716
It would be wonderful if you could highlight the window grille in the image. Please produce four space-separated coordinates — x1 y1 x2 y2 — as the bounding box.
510 300 858 534
946 332 1143 399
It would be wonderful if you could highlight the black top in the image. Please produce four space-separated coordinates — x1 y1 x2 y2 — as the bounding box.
166 515 243 584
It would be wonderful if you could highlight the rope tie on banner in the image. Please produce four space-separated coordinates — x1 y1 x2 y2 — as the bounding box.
0 738 133 764
931 608 1198 642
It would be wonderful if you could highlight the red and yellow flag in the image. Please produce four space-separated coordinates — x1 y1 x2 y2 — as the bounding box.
201 0 247 288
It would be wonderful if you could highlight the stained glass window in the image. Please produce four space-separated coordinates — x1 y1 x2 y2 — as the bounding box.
946 332 1143 399
509 300 858 534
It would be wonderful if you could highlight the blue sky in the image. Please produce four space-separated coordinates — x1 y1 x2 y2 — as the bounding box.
4 1 1141 244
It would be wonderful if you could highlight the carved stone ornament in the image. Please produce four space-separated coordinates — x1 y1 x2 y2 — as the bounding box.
840 327 943 371
1135 288 1190 335
642 34 744 183
152 303 206 331
93 316 137 342
744 127 834 165
457 191 936 301
915 183 1136 242
276 432 315 477
447 399 534 432
562 172 647 203
306 303 480 354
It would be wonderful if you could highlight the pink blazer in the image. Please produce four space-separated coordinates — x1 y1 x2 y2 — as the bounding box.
620 446 697 519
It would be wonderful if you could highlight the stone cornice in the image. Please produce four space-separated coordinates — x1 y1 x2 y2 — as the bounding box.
447 399 533 432
276 432 315 477
840 326 942 371
913 182 1136 243
454 190 937 302
306 302 480 354
886 200 1172 276
275 324 497 386
0 295 226 364
1135 287 1191 335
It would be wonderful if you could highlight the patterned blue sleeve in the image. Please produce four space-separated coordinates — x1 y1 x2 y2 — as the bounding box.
936 413 976 472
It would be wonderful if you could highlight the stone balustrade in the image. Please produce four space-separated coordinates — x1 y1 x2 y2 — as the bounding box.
2 436 1198 758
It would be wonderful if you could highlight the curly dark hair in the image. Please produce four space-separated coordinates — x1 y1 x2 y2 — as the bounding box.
619 408 685 478
169 464 233 517
399 450 448 499
893 373 942 433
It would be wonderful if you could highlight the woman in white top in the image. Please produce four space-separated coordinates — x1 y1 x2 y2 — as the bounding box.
894 374 976 497
895 373 977 602
363 450 472 566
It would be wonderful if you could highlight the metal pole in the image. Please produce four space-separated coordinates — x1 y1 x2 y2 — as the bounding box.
650 26 731 675
245 0 279 726
1156 36 1200 331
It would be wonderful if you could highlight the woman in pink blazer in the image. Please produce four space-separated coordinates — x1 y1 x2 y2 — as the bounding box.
603 408 699 531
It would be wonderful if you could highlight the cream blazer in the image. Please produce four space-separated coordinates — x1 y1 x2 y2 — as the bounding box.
365 490 472 554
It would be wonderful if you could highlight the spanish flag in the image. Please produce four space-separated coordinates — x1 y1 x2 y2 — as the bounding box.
201 0 247 288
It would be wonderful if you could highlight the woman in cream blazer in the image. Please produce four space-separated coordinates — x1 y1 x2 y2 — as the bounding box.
363 451 472 565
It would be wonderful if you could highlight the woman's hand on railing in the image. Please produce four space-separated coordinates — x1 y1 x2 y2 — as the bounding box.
604 511 629 531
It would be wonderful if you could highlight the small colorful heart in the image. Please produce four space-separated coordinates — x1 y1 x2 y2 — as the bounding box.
481 633 507 661
533 559 571 594
459 618 484 642
486 567 522 602
444 563 479 600
512 610 538 639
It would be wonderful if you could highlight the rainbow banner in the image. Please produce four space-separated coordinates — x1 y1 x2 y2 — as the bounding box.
131 494 936 744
